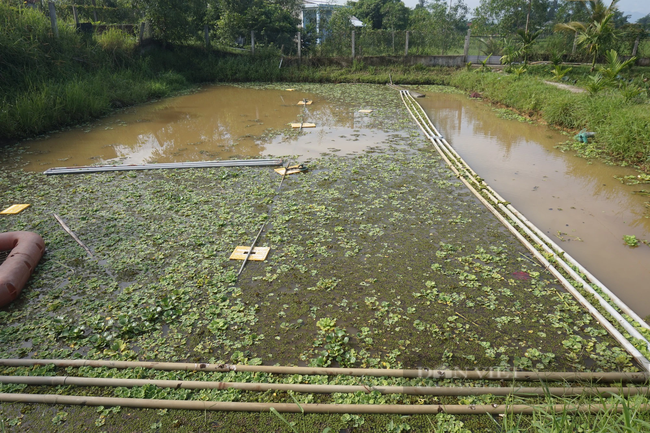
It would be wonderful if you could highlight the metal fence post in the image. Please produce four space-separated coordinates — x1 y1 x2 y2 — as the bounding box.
251 30 255 55
48 2 58 38
351 30 355 59
297 32 301 61
463 28 471 62
404 31 409 56
204 25 209 48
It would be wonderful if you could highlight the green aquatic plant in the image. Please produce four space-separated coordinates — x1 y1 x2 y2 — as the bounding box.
623 235 639 247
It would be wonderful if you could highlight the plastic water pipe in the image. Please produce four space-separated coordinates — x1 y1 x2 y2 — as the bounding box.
0 359 647 382
398 90 650 372
0 393 648 414
0 375 648 397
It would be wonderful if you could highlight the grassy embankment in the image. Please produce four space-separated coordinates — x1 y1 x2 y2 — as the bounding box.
448 66 650 171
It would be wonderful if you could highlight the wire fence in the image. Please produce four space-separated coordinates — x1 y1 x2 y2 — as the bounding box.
34 1 650 62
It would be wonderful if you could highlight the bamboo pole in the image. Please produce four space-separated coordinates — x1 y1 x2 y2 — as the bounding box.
0 376 648 397
0 393 647 414
53 214 94 259
0 359 647 383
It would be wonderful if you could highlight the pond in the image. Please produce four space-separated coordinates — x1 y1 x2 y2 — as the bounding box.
418 92 650 317
4 84 649 318
0 83 642 374
3 85 399 171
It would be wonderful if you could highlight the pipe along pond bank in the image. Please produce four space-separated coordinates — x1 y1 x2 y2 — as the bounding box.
1 83 650 430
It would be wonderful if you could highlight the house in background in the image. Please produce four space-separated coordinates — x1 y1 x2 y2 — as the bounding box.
301 0 363 40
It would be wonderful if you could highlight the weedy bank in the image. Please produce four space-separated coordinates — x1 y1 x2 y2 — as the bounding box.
448 65 650 171
0 83 646 432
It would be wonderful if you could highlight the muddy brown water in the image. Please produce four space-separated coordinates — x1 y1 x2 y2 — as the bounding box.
419 92 650 317
4 85 650 317
4 86 392 170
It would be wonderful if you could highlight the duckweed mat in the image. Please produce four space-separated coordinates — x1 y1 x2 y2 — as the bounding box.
0 84 640 432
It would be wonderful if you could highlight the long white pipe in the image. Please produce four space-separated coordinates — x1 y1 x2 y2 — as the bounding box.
401 90 650 366
399 91 650 372
43 159 284 175
417 101 650 339
1 359 648 382
404 92 649 333
0 393 648 414
2 375 648 397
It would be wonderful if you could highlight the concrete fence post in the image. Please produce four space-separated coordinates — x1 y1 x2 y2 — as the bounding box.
404 31 409 56
91 0 98 22
571 33 578 56
297 32 301 61
351 30 355 59
204 25 209 48
463 28 471 62
632 35 640 57
251 30 255 55
48 2 58 38
139 22 145 45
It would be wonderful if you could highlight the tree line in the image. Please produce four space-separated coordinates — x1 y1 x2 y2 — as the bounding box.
9 0 650 59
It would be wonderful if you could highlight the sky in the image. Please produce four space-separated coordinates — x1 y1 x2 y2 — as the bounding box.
400 0 650 22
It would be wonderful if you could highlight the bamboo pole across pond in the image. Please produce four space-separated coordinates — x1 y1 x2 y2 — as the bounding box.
0 393 648 414
0 359 647 383
0 375 648 397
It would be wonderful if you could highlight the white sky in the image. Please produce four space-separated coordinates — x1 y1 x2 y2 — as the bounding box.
400 0 650 22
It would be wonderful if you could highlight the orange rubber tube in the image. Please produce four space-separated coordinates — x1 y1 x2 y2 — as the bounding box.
0 231 45 307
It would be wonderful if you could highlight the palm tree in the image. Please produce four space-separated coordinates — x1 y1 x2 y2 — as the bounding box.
517 29 542 64
554 0 620 70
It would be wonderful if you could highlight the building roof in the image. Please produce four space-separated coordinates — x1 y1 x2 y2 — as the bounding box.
303 0 351 6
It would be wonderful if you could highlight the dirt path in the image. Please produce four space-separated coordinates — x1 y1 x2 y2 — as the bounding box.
543 80 586 94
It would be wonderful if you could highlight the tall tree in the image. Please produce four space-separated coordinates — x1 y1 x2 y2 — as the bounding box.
410 0 468 54
472 0 551 35
215 0 301 46
638 13 650 31
349 0 410 30
134 0 208 43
